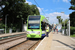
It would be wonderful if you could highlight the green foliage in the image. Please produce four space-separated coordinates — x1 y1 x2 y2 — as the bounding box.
69 12 75 27
69 0 75 35
30 5 40 15
70 6 75 10
57 16 63 24
69 0 75 10
6 29 9 33
69 0 75 27
70 26 75 35
62 27 65 29
0 23 5 29
62 19 68 27
0 0 40 32
62 19 68 35
71 34 75 37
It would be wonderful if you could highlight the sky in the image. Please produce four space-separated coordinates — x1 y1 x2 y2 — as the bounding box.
26 0 73 24
0 0 73 24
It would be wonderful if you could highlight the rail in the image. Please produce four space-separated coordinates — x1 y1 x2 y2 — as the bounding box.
0 32 27 40
7 40 41 50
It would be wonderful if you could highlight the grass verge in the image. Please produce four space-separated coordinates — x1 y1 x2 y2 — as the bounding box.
70 34 75 37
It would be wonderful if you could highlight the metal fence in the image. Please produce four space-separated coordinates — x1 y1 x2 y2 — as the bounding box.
0 29 4 34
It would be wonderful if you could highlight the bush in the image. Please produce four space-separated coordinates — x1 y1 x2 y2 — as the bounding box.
6 29 9 33
62 27 64 29
70 26 75 35
62 26 67 29
62 27 67 35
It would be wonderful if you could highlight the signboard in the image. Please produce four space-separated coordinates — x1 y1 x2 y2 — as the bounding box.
29 16 40 20
28 20 40 24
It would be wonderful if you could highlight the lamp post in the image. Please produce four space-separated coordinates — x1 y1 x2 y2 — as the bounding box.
5 14 8 34
69 19 70 36
22 18 24 32
68 19 70 36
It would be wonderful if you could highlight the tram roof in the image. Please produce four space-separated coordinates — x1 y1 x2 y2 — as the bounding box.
28 15 50 24
40 15 49 23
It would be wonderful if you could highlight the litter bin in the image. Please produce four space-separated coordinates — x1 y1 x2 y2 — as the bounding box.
9 28 12 33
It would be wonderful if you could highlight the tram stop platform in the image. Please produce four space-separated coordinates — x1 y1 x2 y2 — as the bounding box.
35 32 75 50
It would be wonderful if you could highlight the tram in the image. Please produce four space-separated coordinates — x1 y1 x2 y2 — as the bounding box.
27 15 51 38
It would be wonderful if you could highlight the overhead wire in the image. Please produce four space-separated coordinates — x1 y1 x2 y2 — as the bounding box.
34 0 46 15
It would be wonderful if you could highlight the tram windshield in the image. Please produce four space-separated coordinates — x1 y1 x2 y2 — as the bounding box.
28 16 40 29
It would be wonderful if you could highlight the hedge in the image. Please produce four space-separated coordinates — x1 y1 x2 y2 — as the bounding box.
70 26 75 35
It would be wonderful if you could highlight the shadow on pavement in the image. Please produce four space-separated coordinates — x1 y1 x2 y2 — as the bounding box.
53 40 75 50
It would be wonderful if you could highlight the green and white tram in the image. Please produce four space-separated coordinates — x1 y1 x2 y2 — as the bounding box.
27 15 50 38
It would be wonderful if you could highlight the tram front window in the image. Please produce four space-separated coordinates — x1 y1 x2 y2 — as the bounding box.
28 24 40 29
28 16 40 29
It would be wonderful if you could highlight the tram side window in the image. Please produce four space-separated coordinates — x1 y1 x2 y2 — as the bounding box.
41 22 45 31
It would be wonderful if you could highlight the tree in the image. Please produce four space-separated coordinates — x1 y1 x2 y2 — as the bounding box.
69 0 75 10
69 12 75 27
69 0 75 27
30 5 40 15
62 19 68 27
0 0 40 32
1 0 26 32
57 16 63 24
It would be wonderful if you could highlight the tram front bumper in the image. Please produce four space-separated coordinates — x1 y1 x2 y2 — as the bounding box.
27 34 41 38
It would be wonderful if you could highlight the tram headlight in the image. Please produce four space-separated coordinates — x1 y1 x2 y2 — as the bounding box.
37 32 40 34
27 32 30 34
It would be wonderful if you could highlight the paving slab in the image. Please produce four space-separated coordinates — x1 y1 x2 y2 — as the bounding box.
35 32 75 50
35 32 53 50
51 32 75 50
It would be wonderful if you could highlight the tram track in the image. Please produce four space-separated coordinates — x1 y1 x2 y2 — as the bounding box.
0 33 26 41
0 33 42 50
7 39 41 50
0 36 27 50
0 35 26 44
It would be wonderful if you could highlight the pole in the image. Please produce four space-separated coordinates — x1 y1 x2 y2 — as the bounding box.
5 14 8 34
69 20 70 36
63 14 65 34
5 15 7 34
22 18 23 32
22 19 23 32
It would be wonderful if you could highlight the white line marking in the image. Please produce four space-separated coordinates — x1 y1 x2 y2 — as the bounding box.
35 33 51 50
